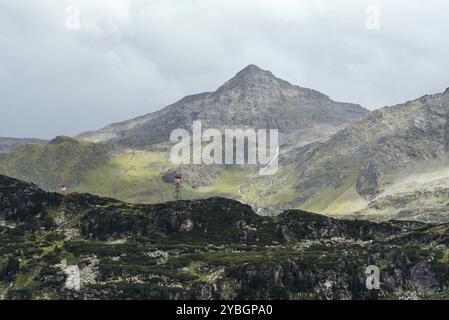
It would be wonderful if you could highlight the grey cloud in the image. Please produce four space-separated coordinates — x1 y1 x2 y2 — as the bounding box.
1 0 449 138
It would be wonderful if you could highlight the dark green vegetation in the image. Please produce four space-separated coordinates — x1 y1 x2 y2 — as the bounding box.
2 174 449 300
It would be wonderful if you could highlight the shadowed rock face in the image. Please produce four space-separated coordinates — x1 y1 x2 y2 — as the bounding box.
356 161 381 199
78 65 368 148
0 175 61 221
2 174 449 300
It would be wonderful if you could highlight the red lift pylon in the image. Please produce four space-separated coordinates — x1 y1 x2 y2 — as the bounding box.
174 174 182 200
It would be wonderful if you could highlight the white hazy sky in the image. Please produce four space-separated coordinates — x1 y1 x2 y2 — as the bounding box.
1 0 449 138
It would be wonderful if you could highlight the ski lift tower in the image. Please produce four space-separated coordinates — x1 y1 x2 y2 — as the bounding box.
173 174 182 200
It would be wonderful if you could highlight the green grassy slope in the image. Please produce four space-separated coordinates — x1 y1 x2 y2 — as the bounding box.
0 137 112 191
0 138 258 204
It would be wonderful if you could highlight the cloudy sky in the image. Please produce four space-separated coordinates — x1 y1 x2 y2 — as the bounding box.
1 0 449 139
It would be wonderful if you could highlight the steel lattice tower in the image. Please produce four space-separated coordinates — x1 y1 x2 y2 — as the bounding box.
174 174 182 200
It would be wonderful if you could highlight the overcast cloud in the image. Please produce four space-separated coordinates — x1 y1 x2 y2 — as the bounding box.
1 0 449 138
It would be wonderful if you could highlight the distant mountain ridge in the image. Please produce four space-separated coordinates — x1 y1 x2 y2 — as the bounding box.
78 65 369 148
0 137 47 153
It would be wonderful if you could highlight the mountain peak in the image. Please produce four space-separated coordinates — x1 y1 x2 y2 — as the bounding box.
233 64 275 80
77 64 368 147
216 64 290 93
238 64 265 74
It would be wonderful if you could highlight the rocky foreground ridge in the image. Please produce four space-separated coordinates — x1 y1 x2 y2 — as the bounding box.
1 174 449 300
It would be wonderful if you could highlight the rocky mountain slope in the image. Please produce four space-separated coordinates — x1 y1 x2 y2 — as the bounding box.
243 88 449 221
0 65 369 206
2 174 449 300
1 66 448 223
78 65 368 148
